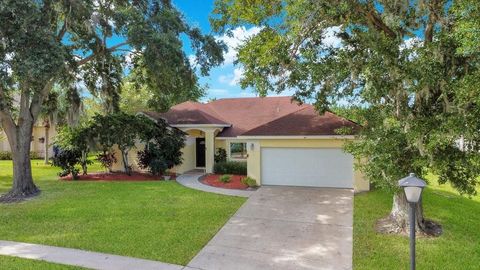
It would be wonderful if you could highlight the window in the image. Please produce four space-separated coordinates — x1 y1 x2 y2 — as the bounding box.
229 142 247 159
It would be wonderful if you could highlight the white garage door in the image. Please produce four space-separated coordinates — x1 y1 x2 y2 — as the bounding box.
261 148 354 188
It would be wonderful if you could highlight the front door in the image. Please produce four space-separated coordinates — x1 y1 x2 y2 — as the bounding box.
196 138 206 168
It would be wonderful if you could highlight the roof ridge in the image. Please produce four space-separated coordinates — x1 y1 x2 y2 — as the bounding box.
202 103 230 123
209 95 291 102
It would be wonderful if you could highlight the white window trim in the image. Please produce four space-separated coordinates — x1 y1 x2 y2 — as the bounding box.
226 140 248 161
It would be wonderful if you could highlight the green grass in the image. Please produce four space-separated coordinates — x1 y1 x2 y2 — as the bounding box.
0 256 85 270
354 178 480 269
0 160 246 267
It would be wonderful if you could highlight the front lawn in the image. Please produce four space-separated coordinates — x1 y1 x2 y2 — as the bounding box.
0 255 84 270
354 180 480 269
0 160 246 266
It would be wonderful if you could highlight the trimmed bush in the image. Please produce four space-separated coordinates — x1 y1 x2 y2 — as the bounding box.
52 149 81 180
214 148 227 163
0 151 12 160
241 176 258 187
213 161 247 175
219 174 232 183
0 151 42 160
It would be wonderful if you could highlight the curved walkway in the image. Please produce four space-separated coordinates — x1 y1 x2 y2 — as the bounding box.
0 240 196 270
176 172 255 198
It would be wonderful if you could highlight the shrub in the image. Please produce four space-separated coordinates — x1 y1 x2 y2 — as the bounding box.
137 144 169 176
219 174 231 183
214 148 227 163
55 125 93 175
0 151 12 160
30 151 42 160
96 152 117 172
0 151 43 160
213 161 247 175
241 176 258 187
52 149 81 179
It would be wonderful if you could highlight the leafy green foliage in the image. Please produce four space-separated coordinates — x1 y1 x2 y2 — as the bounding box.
137 145 167 176
136 122 186 176
219 174 232 183
214 148 227 163
241 176 258 188
214 161 247 175
96 152 117 172
0 0 226 193
0 152 41 160
213 0 480 195
55 125 93 175
52 150 81 180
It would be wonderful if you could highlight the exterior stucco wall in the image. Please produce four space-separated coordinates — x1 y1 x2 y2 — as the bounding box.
0 124 57 158
111 140 146 172
171 137 196 174
215 139 226 151
246 138 369 192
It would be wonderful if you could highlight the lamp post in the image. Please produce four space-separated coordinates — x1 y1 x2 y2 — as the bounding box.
398 173 426 270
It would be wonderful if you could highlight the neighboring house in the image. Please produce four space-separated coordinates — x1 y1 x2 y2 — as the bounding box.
0 121 57 158
113 96 369 192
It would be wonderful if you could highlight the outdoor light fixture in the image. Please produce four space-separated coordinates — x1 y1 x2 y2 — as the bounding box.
398 173 427 270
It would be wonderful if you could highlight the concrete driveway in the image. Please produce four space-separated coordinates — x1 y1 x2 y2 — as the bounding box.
187 186 353 270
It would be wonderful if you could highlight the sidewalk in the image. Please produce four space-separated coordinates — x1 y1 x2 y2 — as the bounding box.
0 240 196 270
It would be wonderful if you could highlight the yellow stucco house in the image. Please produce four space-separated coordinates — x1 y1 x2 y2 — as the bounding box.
113 96 369 192
0 121 57 158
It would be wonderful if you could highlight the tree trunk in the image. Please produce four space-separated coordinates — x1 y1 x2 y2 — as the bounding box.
376 192 442 236
0 120 40 202
81 150 88 175
44 125 50 164
121 150 131 176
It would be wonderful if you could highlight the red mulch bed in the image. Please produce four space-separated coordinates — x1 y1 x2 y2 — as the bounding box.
60 172 175 182
201 174 248 190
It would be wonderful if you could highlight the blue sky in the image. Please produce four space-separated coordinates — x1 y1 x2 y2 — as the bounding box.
174 0 264 101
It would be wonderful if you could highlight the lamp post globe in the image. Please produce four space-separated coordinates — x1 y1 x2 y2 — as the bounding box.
399 173 427 203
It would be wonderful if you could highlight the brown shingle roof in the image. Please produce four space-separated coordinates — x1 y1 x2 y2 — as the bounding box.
150 101 230 126
145 96 359 137
241 106 360 136
206 96 309 137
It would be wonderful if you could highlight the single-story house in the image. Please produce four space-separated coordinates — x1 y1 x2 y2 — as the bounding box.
0 121 57 158
113 96 369 192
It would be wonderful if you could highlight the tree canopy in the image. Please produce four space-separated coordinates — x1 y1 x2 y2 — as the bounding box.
212 0 480 234
0 0 226 200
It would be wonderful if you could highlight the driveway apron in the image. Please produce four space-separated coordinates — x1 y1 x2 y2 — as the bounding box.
187 186 354 270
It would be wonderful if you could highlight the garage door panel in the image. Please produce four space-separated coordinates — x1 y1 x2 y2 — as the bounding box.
261 148 353 188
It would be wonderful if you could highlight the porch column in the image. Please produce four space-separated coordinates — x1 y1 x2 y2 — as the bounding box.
204 129 216 173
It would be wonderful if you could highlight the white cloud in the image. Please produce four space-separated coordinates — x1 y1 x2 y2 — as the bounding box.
216 26 263 65
323 26 342 48
217 67 245 86
400 37 423 50
188 55 197 67
218 74 230 84
229 67 244 86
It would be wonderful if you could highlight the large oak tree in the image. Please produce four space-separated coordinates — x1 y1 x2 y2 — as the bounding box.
211 0 480 235
0 0 225 202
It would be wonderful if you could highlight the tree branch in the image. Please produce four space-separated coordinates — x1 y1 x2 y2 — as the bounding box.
425 0 441 43
0 86 17 139
355 3 397 39
57 20 68 42
365 9 396 39
76 42 130 66
30 79 55 122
